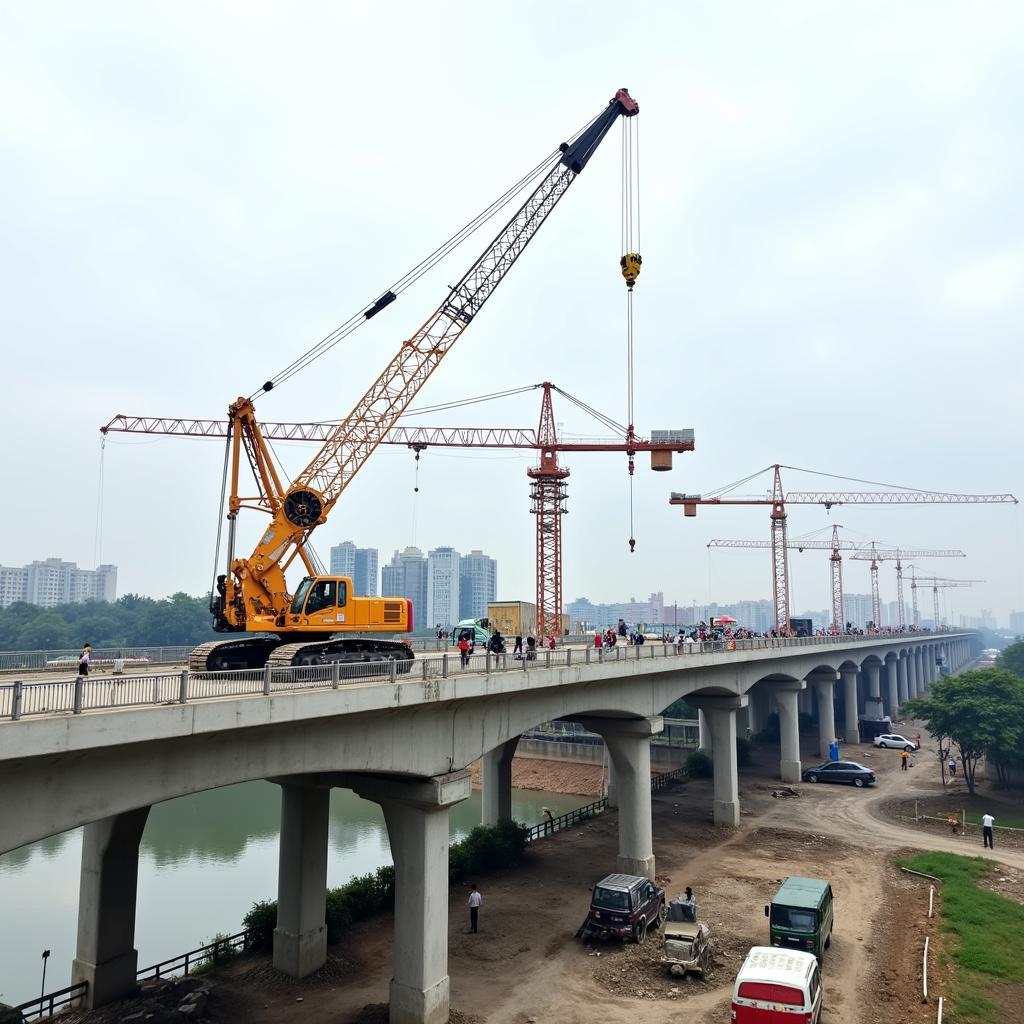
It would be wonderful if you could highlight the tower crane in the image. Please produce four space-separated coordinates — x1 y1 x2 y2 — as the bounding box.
672 463 1016 631
849 544 965 628
102 382 695 641
908 571 985 629
707 532 966 632
125 88 639 671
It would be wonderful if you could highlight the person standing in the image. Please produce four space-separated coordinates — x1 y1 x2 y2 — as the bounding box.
468 883 482 933
78 644 92 678
513 634 523 657
458 635 471 668
982 812 995 849
900 749 909 771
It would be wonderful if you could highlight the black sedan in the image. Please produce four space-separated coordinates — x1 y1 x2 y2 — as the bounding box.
802 760 876 787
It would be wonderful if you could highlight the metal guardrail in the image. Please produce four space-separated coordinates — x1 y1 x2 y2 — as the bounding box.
651 766 687 791
0 631 963 723
137 928 251 981
16 980 88 1021
525 797 608 841
0 645 193 674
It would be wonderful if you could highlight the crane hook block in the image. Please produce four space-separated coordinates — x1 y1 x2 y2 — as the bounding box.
628 537 636 553
620 252 642 290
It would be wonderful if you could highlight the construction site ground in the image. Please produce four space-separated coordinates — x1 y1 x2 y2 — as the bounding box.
60 729 1024 1024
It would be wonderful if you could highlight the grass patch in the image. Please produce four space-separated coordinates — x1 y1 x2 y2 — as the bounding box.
899 851 1024 1022
962 810 1024 830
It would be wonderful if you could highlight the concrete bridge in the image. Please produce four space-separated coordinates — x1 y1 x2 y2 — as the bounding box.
0 631 972 1023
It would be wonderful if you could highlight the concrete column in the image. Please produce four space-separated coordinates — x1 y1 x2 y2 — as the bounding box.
840 667 859 745
273 782 330 978
908 649 919 699
72 806 151 1008
688 696 748 825
811 674 837 758
798 686 812 715
896 655 908 715
348 771 471 1024
891 653 905 708
605 751 618 809
769 683 804 783
697 709 712 753
481 737 519 825
865 661 881 700
578 716 661 878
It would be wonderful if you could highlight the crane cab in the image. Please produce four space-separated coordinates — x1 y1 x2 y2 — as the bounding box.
284 576 413 634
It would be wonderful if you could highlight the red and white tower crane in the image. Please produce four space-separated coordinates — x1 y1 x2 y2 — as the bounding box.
908 570 985 629
850 544 965 628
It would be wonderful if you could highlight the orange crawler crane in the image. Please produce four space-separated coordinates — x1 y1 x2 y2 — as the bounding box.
179 89 639 671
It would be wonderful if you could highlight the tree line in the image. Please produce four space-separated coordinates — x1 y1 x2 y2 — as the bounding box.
0 594 220 652
904 640 1024 793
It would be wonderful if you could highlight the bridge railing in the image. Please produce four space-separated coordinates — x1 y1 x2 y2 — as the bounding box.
15 980 89 1021
0 631 959 722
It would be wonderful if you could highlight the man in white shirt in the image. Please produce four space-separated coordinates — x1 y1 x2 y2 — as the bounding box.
982 813 995 849
468 883 482 933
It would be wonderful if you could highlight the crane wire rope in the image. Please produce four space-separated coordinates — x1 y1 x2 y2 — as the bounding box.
250 112 605 399
93 437 106 568
209 432 232 601
621 115 640 551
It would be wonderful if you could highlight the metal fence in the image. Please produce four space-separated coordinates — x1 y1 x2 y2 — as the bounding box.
0 631 962 723
0 645 193 674
15 980 88 1021
137 929 252 982
525 797 608 841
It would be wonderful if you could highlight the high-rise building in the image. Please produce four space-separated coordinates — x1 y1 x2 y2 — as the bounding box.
382 547 428 625
330 542 379 598
427 547 461 628
844 593 873 628
459 550 497 620
355 547 378 598
1010 610 1024 634
329 541 357 578
0 558 117 609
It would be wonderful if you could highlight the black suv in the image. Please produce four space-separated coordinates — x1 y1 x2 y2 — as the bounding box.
577 873 666 944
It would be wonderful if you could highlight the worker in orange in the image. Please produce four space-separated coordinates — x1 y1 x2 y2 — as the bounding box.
900 749 909 771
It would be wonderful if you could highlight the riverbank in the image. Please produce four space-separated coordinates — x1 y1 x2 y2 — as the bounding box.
467 755 606 798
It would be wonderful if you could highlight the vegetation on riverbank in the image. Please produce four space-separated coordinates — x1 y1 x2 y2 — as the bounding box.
899 851 1024 1023
242 820 530 949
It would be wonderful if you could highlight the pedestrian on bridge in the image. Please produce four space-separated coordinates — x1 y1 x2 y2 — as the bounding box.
468 883 482 933
77 644 92 678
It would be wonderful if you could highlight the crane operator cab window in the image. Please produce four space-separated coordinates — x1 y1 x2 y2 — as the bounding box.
291 578 346 616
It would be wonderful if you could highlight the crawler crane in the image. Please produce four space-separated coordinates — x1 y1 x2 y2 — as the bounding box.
182 89 639 671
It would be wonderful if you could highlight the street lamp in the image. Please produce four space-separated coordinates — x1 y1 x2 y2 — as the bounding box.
41 949 50 999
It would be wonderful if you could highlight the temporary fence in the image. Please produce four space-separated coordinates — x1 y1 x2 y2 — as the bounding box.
1 631 960 723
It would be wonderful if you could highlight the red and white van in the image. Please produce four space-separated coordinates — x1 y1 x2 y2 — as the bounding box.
731 946 822 1023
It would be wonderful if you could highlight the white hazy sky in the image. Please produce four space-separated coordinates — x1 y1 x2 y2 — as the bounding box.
2 1 1022 623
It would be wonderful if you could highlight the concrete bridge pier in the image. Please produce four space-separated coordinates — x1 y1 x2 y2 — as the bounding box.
762 680 805 783
908 649 920 699
688 696 747 826
697 710 711 753
888 653 904 710
273 782 330 978
810 672 837 757
896 655 909 714
349 771 472 1024
840 667 859 745
71 806 151 1008
481 737 520 825
865 661 882 701
577 716 661 878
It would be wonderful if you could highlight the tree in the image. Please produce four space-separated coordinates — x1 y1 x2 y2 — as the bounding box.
904 670 1024 795
997 640 1024 680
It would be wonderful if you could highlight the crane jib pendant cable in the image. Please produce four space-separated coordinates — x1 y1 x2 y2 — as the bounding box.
620 114 641 551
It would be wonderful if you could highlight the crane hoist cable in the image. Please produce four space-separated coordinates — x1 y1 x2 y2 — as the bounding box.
620 113 641 551
249 111 605 401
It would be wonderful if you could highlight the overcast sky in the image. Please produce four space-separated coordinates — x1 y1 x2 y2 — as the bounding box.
2 1 1022 624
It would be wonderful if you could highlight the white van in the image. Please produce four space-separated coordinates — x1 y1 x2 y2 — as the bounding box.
731 946 822 1023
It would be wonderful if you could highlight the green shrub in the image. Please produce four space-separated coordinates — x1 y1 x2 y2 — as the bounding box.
194 932 239 974
242 899 277 951
686 749 713 778
449 820 529 882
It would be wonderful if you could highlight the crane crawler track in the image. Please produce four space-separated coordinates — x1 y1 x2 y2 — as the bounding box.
188 638 287 673
267 637 416 675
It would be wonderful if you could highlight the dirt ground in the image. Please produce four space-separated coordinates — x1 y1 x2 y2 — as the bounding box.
64 727 1024 1024
466 756 606 798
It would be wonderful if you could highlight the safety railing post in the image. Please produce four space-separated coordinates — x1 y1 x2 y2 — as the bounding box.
485 652 491 676
179 669 188 703
442 653 449 679
12 681 22 720
73 675 83 714
566 648 572 667
598 647 604 663
262 664 272 696
585 646 591 664
153 675 160 705
389 658 397 684
332 661 341 689
522 651 527 672
545 650 550 669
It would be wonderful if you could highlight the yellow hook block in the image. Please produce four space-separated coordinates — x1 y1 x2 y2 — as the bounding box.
620 252 642 289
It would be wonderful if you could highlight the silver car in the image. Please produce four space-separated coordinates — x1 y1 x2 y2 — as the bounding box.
873 733 916 752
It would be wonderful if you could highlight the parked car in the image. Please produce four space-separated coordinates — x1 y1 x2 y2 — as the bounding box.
873 733 916 751
802 761 876 787
575 873 665 944
731 947 822 1023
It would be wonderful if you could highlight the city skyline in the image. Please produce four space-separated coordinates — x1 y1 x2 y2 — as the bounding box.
0 558 117 609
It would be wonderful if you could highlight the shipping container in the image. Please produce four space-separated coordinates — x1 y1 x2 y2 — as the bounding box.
488 601 537 637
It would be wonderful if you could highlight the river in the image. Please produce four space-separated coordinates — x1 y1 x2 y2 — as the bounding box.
0 781 587 1006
